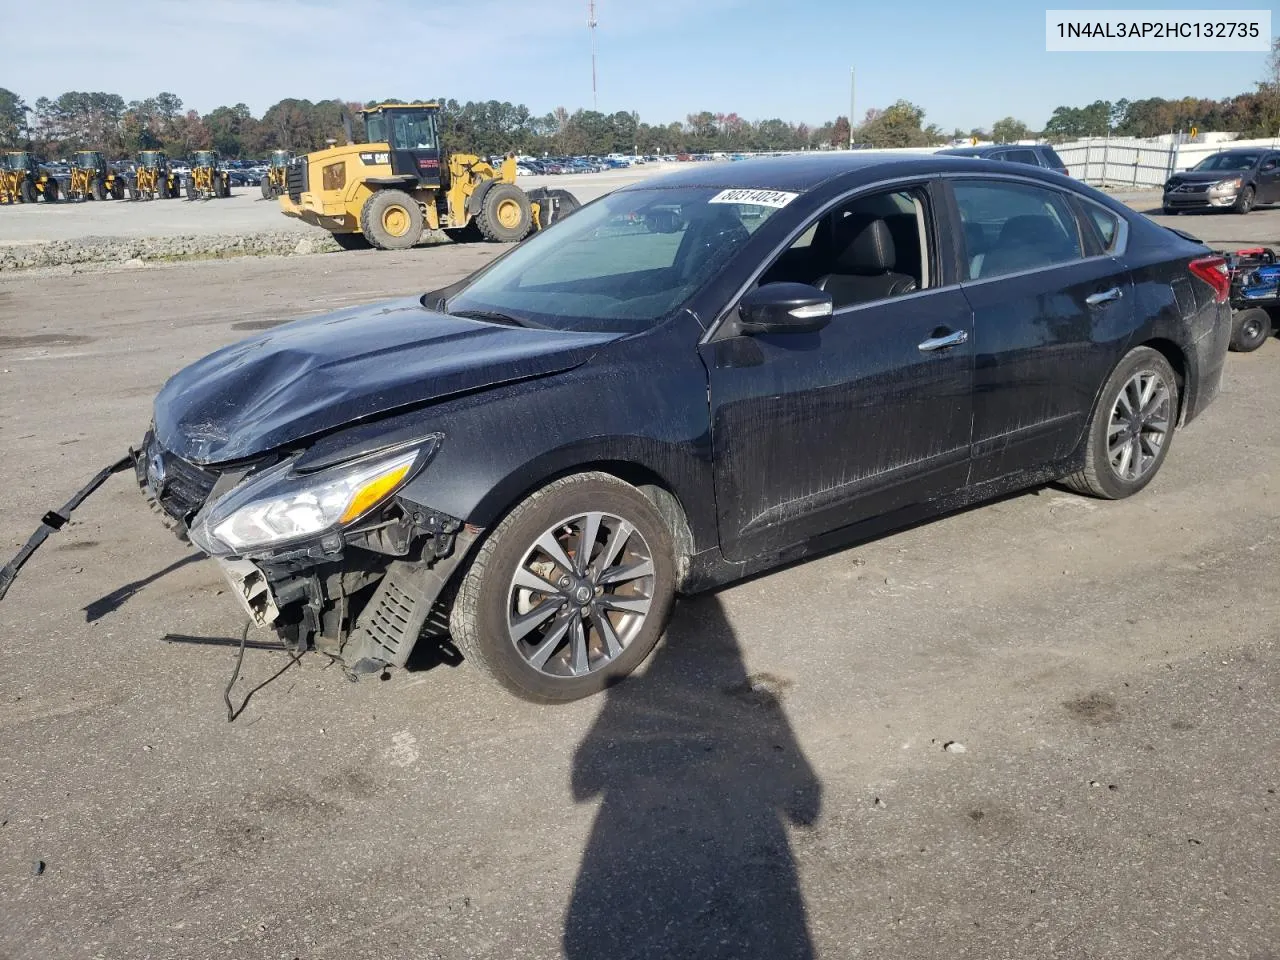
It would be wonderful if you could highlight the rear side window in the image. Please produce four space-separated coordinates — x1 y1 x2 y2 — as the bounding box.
953 181 1083 280
1082 203 1121 253
1041 147 1066 169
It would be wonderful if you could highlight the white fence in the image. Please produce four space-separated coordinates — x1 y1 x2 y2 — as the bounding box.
1052 135 1280 190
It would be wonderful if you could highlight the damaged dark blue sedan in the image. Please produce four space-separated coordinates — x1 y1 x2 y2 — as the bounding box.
130 153 1231 701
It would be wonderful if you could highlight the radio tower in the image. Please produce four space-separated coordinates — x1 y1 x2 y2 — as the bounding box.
588 0 599 110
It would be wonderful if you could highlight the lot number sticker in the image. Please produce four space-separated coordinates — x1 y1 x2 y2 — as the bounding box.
709 188 798 208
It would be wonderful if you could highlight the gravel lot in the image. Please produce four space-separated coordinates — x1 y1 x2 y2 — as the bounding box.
0 198 1277 959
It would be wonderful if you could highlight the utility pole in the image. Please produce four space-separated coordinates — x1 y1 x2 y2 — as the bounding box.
588 0 599 111
848 67 855 149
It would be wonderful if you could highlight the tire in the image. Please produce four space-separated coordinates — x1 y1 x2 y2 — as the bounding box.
91 179 106 202
332 231 372 250
41 181 58 203
186 181 196 201
1233 185 1255 214
359 189 424 250
156 179 168 200
19 179 37 203
475 182 533 242
260 179 274 200
1229 307 1273 353
111 180 125 200
450 472 678 703
1062 346 1179 500
1162 205 1178 216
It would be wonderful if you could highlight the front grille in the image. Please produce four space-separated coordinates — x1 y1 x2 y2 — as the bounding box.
1173 183 1209 193
286 159 308 204
142 433 218 525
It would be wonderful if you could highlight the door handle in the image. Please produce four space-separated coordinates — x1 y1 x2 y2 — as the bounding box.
1085 286 1123 307
918 329 969 352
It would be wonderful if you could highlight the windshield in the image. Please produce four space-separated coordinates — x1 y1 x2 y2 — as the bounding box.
5 154 27 171
388 110 437 150
193 151 215 165
1194 153 1259 172
75 152 99 168
446 186 789 333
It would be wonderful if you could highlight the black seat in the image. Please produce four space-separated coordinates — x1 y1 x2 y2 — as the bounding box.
977 214 1077 278
813 218 917 309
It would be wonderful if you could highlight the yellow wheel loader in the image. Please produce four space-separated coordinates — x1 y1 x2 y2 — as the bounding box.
133 151 179 200
0 152 59 204
186 150 231 200
260 149 291 199
278 102 579 250
67 151 125 201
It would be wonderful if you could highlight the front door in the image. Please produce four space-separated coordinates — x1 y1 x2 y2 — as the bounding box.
1256 154 1280 203
702 182 974 562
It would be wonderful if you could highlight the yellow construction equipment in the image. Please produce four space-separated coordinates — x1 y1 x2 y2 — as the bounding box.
67 151 125 201
186 150 231 200
0 152 59 204
133 151 179 200
278 102 578 250
260 149 291 199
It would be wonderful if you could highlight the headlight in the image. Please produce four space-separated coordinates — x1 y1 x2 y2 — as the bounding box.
190 441 437 555
1210 177 1243 193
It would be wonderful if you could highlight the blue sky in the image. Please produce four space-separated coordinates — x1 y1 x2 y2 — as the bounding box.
5 0 1274 131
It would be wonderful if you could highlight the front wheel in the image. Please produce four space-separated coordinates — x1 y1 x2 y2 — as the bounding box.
261 179 274 200
1230 307 1273 352
1062 346 1179 500
91 178 106 201
19 179 37 203
475 182 533 242
450 473 677 702
1233 185 1255 214
359 189 424 250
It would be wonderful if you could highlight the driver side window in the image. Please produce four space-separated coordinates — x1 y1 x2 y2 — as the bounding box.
757 188 931 311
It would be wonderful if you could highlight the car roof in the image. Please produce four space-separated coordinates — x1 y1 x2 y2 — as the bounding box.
617 152 1059 193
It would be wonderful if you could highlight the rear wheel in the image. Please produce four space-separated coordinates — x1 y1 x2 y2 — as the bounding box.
19 179 37 203
1233 185 1255 214
450 473 677 703
332 231 372 250
359 189 424 250
1062 346 1179 500
475 182 533 242
1229 307 1273 352
91 178 106 201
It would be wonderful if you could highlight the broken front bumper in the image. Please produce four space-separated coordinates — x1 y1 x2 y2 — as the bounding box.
131 432 478 671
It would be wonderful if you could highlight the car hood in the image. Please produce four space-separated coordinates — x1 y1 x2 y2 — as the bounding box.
1168 170 1252 186
153 297 623 465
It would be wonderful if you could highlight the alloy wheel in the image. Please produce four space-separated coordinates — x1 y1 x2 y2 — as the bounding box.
507 512 654 678
1107 369 1171 482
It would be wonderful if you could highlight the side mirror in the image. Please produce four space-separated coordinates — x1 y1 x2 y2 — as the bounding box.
1264 161 1278 171
737 283 833 335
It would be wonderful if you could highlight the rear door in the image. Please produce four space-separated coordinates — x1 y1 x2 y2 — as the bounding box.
948 176 1134 484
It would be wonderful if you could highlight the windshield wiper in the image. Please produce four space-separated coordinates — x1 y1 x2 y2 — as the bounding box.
449 309 543 329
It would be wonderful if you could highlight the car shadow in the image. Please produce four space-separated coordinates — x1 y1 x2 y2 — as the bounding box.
564 594 822 959
83 553 203 623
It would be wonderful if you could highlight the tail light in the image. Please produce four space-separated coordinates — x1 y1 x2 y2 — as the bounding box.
1188 255 1230 303
1062 167 1070 177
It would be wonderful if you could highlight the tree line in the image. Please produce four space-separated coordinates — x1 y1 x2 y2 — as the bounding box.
0 88 961 159
0 42 1276 161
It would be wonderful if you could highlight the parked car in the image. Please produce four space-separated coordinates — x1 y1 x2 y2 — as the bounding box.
937 144 1069 177
1162 149 1280 215
132 153 1230 702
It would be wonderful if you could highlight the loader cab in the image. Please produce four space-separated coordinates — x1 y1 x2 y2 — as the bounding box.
191 150 218 169
75 151 104 173
269 149 291 169
139 151 165 169
361 103 441 187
